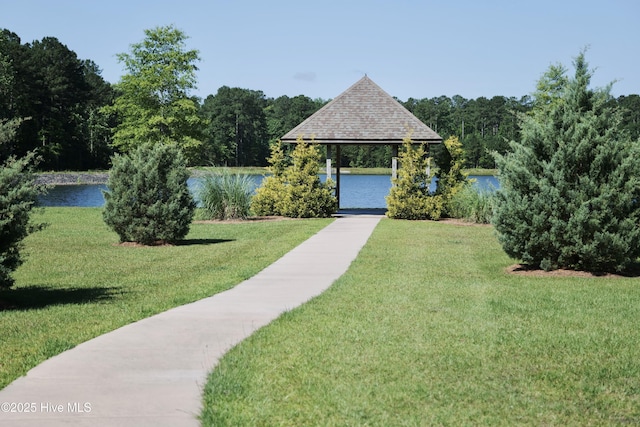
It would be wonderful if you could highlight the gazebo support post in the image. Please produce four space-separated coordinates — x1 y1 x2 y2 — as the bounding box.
336 145 341 208
391 144 399 179
326 145 332 180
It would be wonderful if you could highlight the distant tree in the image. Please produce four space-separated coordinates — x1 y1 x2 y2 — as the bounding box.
265 95 324 145
344 145 392 168
107 25 204 164
0 50 11 110
493 52 640 272
1 30 114 170
81 60 115 169
0 30 28 128
404 94 528 169
0 49 14 161
200 86 268 166
0 117 46 288
102 143 196 245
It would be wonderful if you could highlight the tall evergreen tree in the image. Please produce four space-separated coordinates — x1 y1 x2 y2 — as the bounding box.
1 30 114 170
81 60 115 169
26 37 89 169
492 52 640 272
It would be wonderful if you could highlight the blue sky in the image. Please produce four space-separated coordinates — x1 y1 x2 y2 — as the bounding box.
2 0 638 101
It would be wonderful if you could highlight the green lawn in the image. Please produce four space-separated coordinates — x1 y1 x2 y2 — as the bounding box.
0 208 331 389
201 220 640 426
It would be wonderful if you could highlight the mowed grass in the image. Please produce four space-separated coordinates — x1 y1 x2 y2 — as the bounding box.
201 220 640 426
0 208 331 389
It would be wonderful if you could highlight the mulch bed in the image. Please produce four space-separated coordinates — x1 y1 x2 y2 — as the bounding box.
506 264 640 278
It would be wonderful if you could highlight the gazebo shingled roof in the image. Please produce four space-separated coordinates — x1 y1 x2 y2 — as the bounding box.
281 75 442 145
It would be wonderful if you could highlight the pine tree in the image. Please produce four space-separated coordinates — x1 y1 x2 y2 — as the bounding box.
435 136 468 217
102 143 196 245
493 52 640 272
0 118 46 288
386 137 442 220
251 137 337 218
280 139 337 218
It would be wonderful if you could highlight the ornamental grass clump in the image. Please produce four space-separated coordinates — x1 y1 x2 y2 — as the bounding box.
102 143 196 245
448 184 495 224
198 170 254 220
493 51 640 272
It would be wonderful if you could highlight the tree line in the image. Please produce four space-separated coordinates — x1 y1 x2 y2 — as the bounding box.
2 27 639 171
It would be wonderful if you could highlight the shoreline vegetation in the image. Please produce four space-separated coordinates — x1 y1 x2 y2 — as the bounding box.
36 167 498 186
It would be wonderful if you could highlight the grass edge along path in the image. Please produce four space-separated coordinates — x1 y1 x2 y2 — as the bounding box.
201 219 640 426
0 208 332 390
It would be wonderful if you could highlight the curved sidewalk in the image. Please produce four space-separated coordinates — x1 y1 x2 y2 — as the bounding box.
0 214 382 426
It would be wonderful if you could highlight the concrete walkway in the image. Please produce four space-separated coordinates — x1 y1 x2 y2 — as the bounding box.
0 214 382 426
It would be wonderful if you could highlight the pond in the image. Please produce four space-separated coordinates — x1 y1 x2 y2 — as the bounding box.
38 175 500 209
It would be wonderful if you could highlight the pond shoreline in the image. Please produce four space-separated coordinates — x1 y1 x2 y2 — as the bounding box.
36 172 110 186
36 169 227 186
36 169 498 186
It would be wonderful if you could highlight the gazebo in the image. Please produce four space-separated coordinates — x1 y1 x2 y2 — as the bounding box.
281 75 442 206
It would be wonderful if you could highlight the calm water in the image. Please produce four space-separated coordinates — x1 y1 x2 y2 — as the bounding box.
39 175 499 209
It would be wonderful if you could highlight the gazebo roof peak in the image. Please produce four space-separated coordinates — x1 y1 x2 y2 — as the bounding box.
281 75 442 145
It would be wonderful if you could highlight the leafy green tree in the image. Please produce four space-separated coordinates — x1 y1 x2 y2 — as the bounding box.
0 117 46 288
107 25 204 164
102 143 196 245
386 137 442 220
493 52 640 272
